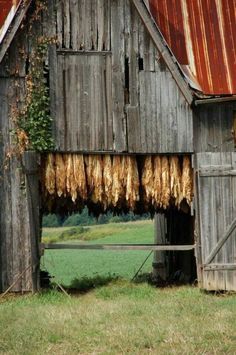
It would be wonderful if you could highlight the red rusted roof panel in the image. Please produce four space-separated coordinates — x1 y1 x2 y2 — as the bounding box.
0 0 21 43
149 0 236 95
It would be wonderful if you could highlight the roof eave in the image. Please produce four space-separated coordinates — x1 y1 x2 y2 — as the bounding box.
194 96 236 106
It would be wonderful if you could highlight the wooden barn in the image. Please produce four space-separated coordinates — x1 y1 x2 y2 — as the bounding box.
0 0 235 293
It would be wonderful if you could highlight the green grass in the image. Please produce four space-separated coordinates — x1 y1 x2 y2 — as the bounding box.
1 283 236 354
41 220 154 286
2 220 236 354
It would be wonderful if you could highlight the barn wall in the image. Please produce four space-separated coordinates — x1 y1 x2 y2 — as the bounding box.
47 0 193 153
193 104 236 291
193 103 236 153
195 152 236 291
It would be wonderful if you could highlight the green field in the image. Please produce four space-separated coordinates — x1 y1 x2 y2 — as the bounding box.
41 220 155 286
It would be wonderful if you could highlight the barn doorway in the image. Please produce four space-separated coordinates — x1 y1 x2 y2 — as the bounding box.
40 209 196 289
40 153 197 289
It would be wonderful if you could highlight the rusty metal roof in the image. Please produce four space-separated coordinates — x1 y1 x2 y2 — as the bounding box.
148 0 236 96
0 0 21 44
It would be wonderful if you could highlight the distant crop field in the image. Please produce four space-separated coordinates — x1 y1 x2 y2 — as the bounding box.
41 220 154 286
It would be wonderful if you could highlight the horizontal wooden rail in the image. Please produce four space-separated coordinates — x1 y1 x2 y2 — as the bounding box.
57 50 112 56
199 170 236 177
204 263 236 271
41 243 195 251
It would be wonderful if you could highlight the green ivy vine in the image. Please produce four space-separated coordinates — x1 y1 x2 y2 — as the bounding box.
10 0 57 154
17 37 55 152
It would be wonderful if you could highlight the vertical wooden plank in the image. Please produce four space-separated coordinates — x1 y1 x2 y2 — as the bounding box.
23 152 41 292
105 54 113 150
91 0 98 50
126 106 140 152
65 56 72 150
56 0 63 47
78 55 89 150
150 72 157 153
145 72 152 152
70 0 80 50
84 1 92 50
231 153 236 289
63 0 70 48
168 74 178 152
0 78 12 292
111 0 127 151
139 71 147 152
126 0 142 153
54 54 65 150
104 0 111 51
193 155 203 287
97 0 104 51
78 0 85 49
154 69 161 152
160 70 168 152
222 153 234 290
143 28 155 71
153 214 167 280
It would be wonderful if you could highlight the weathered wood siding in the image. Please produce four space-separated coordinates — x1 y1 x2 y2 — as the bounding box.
194 103 236 153
195 152 236 291
0 25 41 292
48 0 193 153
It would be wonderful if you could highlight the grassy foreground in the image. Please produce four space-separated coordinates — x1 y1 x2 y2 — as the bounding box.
1 283 236 354
41 220 154 286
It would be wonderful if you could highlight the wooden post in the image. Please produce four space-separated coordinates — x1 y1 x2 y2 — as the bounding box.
152 213 167 280
0 151 41 293
23 151 41 292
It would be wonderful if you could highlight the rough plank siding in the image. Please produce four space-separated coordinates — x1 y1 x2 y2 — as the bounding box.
196 152 236 291
54 53 113 151
194 103 236 153
50 0 193 153
0 78 40 293
56 0 111 51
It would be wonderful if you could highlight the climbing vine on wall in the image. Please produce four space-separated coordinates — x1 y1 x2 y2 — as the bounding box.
12 0 56 153
17 37 55 152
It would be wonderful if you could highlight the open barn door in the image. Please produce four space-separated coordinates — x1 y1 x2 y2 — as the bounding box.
195 153 236 291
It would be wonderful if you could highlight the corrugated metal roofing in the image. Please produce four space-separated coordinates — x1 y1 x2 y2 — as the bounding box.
0 0 21 44
149 0 236 96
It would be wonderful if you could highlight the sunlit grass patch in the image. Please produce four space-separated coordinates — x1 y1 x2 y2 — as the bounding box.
1 284 236 354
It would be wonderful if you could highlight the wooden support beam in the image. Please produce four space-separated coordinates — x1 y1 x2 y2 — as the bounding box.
204 264 236 271
199 170 236 177
194 96 236 106
57 50 112 56
41 243 195 251
153 214 167 280
204 218 236 265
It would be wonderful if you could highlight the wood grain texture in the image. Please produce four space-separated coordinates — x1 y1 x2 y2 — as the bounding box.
196 152 236 291
54 53 113 151
194 103 236 153
52 0 193 153
43 243 195 251
0 79 41 292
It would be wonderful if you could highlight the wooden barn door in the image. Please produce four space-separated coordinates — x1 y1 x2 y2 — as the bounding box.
195 153 236 291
